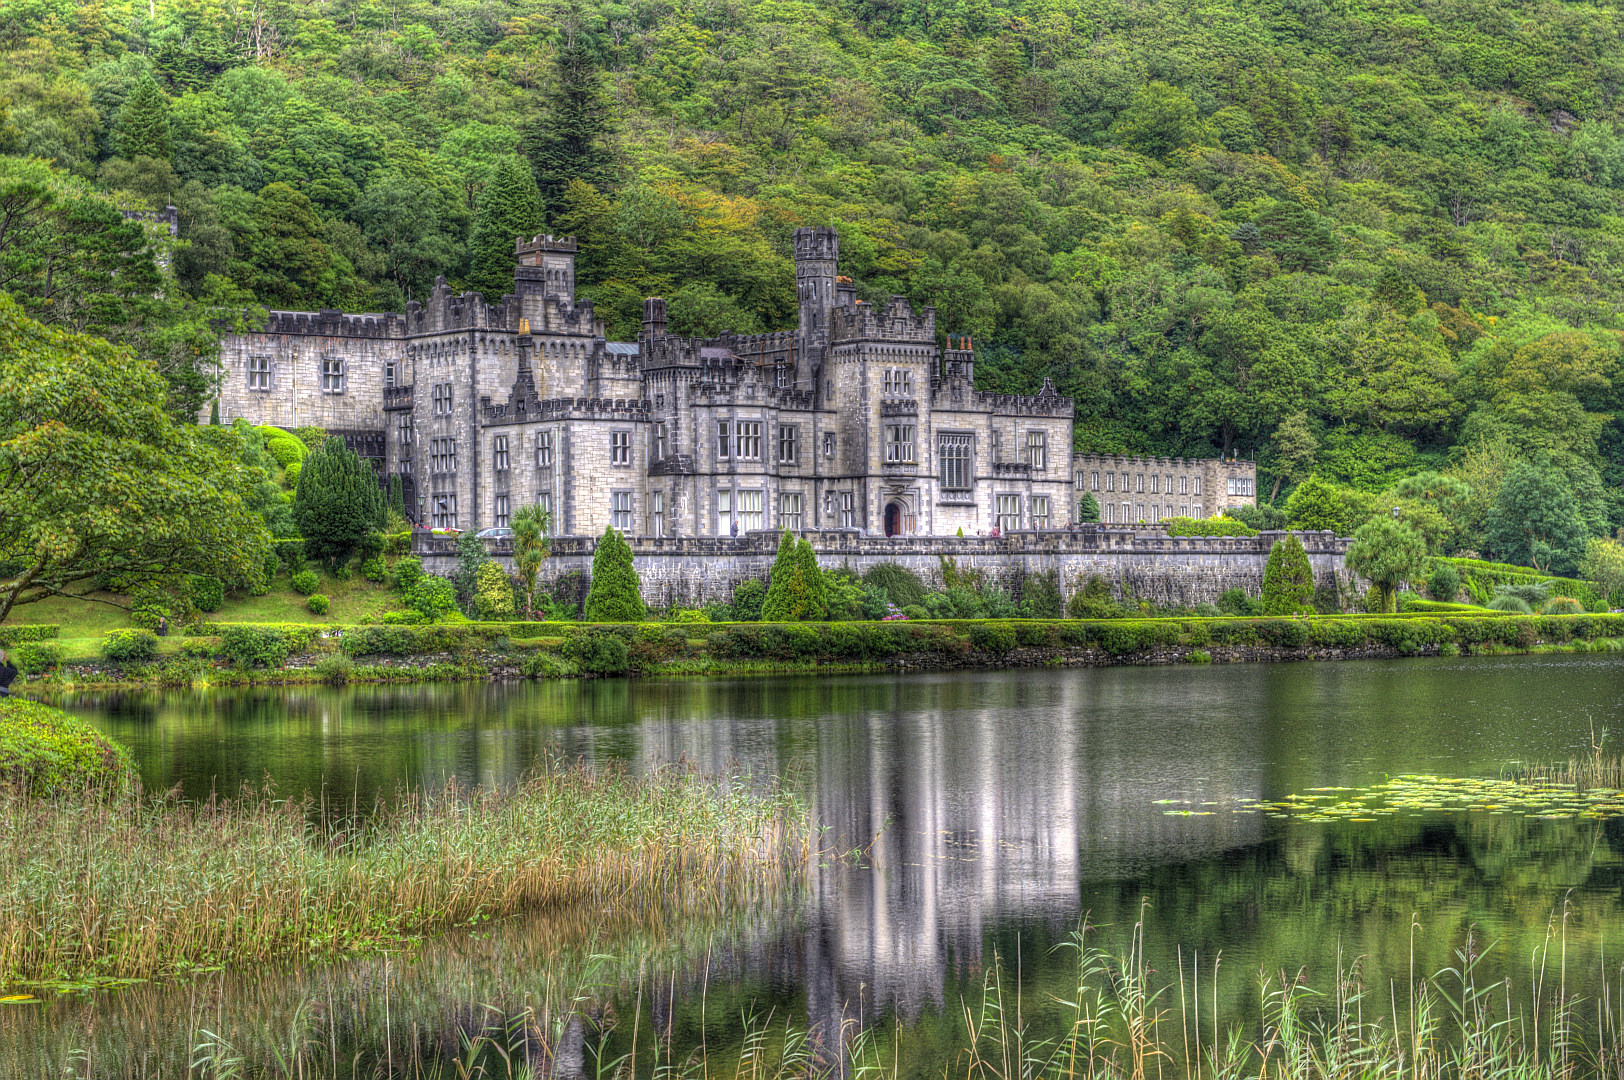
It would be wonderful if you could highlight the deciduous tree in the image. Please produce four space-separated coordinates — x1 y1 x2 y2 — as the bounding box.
1345 517 1427 613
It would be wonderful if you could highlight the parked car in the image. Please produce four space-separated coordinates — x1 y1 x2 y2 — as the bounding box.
475 527 513 539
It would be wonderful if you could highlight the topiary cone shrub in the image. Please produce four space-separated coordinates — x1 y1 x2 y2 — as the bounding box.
583 527 646 622
1262 535 1316 615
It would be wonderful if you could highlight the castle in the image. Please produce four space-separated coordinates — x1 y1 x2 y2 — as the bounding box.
212 228 1256 538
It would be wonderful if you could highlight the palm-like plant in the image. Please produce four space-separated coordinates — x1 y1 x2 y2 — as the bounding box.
511 503 553 618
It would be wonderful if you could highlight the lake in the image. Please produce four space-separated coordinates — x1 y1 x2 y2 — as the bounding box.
10 652 1624 1077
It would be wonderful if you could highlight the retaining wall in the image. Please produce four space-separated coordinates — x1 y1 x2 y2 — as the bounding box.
415 527 1356 608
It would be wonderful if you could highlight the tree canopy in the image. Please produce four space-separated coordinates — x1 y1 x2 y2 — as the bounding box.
0 295 270 621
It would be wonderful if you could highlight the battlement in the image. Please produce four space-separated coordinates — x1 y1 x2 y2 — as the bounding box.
1074 452 1258 472
793 225 838 263
259 309 406 339
515 234 578 261
481 395 651 424
937 378 1071 417
829 295 935 343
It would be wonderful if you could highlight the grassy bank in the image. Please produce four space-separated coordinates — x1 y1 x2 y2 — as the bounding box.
0 745 806 988
6 612 1624 691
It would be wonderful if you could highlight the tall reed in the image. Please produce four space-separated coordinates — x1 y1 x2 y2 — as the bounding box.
0 761 806 987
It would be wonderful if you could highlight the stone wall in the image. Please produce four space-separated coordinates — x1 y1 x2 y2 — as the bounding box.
415 526 1355 609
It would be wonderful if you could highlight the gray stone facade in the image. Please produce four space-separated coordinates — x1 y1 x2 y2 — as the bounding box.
416 528 1354 610
213 227 1256 542
1071 453 1258 524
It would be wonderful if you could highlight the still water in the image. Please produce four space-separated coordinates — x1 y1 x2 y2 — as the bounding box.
17 654 1624 1074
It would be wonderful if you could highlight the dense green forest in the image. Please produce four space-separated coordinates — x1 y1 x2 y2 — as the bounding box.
3 0 1623 569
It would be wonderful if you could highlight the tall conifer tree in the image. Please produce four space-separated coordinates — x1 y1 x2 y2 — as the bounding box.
524 11 615 209
116 75 172 161
467 155 544 300
291 436 384 569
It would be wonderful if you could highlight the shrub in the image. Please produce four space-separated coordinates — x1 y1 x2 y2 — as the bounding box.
1021 571 1064 618
901 604 928 620
562 632 630 675
1187 649 1213 664
863 563 928 608
1067 576 1121 619
1164 515 1259 537
730 579 767 621
217 625 320 668
390 555 425 593
0 626 60 647
276 539 307 573
761 530 825 621
283 461 302 489
0 699 135 795
360 555 387 582
583 527 646 622
188 574 224 613
1261 536 1315 615
383 531 412 556
314 654 352 685
129 581 178 632
475 562 516 620
102 629 158 663
1216 587 1260 617
520 651 579 678
406 576 460 621
1486 594 1533 614
1542 596 1585 615
969 622 1017 654
666 608 711 623
1428 562 1462 603
11 641 62 676
292 436 385 570
290 569 320 596
306 593 330 615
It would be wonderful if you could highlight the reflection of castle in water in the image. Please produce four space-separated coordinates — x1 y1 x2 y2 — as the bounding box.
584 673 1270 1041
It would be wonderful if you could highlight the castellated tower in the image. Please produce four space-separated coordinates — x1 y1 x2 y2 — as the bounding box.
794 226 839 374
514 234 577 302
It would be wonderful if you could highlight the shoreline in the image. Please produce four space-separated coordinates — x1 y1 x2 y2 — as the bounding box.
15 612 1623 692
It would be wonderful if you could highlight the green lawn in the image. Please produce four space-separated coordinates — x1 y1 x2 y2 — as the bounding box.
3 572 407 651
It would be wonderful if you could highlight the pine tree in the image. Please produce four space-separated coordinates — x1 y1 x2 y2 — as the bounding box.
1077 492 1100 522
523 14 615 209
116 75 172 161
387 475 405 519
759 530 801 621
584 526 646 621
291 436 384 569
1261 534 1316 615
467 155 545 300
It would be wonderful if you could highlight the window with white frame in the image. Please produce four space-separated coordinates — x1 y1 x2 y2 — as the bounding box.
433 494 457 529
1027 432 1047 470
839 491 855 528
1193 501 1203 516
1180 475 1189 495
432 383 453 416
610 430 631 466
822 432 836 458
1137 503 1146 521
718 489 733 531
775 364 791 387
1121 501 1131 522
536 431 554 467
737 490 763 531
995 495 1020 532
1150 473 1160 495
321 356 345 394
1032 495 1050 530
883 369 913 395
651 422 667 462
248 355 271 390
780 492 802 531
650 491 665 537
1180 503 1189 517
1105 472 1115 492
990 430 1002 462
1120 472 1130 491
612 491 633 531
384 361 397 388
939 434 972 489
397 413 412 446
734 421 761 460
1165 504 1174 520
778 424 798 465
538 491 552 517
493 435 509 471
1165 474 1174 495
429 438 457 473
1136 473 1145 493
884 424 915 463
717 420 730 459
1193 476 1202 495
494 494 511 528
1105 501 1115 523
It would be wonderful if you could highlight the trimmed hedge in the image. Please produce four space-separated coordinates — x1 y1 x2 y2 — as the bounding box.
1435 556 1603 610
1163 516 1259 537
0 625 61 646
0 699 135 796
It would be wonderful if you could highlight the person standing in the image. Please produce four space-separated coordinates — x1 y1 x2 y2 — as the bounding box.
0 649 18 698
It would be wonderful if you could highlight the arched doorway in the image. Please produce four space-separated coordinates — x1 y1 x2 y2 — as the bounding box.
884 502 904 537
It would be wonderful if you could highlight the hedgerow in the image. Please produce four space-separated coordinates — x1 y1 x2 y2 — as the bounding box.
0 626 59 647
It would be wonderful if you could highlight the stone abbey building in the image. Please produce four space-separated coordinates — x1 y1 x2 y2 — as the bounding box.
213 228 1256 538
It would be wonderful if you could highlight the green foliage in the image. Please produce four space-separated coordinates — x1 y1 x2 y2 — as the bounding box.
187 574 224 613
291 437 384 570
730 579 767 622
0 297 271 622
863 563 927 608
561 631 630 675
405 576 458 621
474 562 515 620
0 626 59 647
1216 587 1262 617
1066 576 1122 619
10 640 61 676
1486 594 1534 614
359 555 386 582
290 569 319 596
1262 536 1315 616
467 155 543 300
583 527 645 623
523 27 615 208
306 593 329 615
217 624 320 667
1542 596 1585 615
761 530 825 622
116 75 171 161
451 533 489 615
0 699 135 795
1164 516 1258 538
101 629 158 662
1076 492 1101 523
1346 518 1430 613
1485 458 1591 574
1022 571 1064 618
1581 538 1624 607
1428 562 1463 603
510 503 552 618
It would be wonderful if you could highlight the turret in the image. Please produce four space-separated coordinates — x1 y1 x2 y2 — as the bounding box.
794 226 839 359
514 234 578 301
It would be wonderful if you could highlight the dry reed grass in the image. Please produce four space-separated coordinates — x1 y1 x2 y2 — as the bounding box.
0 761 806 987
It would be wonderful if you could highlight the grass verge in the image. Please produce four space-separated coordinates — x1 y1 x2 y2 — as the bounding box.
0 762 805 989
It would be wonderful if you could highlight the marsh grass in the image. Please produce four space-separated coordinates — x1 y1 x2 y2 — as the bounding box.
0 762 805 988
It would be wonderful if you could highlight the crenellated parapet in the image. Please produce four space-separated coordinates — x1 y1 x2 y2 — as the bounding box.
259 309 406 338
829 295 935 343
481 394 651 425
939 378 1073 417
